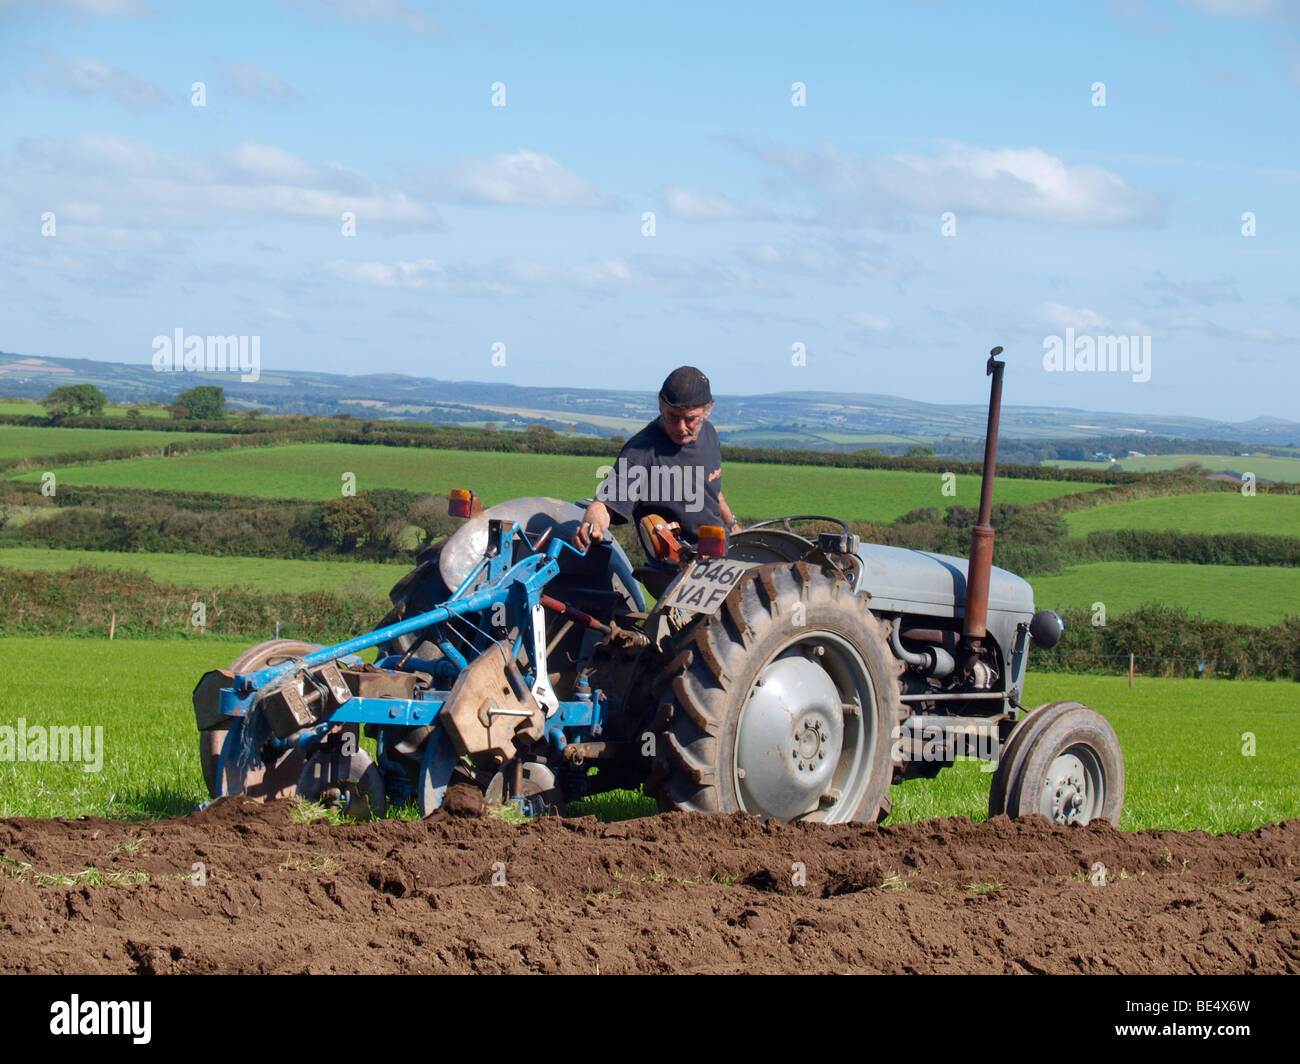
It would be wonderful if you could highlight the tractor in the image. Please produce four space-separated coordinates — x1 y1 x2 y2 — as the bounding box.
193 351 1124 827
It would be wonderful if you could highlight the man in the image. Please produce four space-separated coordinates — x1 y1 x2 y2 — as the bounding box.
574 366 741 553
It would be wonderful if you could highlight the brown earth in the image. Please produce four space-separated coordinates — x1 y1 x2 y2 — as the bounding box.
1 799 1296 974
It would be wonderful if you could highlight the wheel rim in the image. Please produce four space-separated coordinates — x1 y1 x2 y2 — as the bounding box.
733 632 877 823
1038 746 1104 825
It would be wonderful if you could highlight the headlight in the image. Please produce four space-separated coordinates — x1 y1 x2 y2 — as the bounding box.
1029 609 1064 649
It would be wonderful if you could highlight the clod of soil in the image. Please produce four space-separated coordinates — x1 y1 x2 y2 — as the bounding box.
1 803 1296 974
439 783 486 819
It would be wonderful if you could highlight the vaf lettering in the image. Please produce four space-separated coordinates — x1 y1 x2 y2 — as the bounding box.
50 995 151 1044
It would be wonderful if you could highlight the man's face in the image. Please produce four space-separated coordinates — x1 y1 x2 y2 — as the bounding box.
658 398 713 445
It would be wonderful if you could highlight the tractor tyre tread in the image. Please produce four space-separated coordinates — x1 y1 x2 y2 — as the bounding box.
650 560 906 823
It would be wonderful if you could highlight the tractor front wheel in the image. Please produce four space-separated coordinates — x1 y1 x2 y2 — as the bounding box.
989 700 1124 826
650 561 904 823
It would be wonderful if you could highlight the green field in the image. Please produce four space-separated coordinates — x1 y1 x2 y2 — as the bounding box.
1028 561 1300 625
1047 453 1300 483
1066 492 1300 538
0 547 411 598
464 403 648 434
0 423 222 461
1 638 1295 832
803 432 927 445
0 399 49 417
0 399 175 421
886 672 1300 833
9 443 1098 523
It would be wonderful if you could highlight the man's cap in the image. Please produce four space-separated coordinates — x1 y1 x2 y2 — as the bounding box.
659 366 712 409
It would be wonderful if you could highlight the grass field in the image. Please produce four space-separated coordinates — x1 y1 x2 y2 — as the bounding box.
0 399 174 420
1029 561 1300 625
9 442 1098 523
464 403 648 434
0 547 411 598
1065 492 1300 538
0 400 50 417
1 638 1295 832
0 424 223 462
885 671 1300 833
811 432 929 445
1047 453 1300 482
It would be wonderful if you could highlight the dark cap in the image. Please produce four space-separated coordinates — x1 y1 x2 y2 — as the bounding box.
659 366 712 409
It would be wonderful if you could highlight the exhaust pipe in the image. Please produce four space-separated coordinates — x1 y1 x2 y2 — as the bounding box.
962 347 1005 652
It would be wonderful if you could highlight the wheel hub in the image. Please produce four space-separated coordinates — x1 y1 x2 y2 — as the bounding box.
735 655 843 821
1041 752 1095 825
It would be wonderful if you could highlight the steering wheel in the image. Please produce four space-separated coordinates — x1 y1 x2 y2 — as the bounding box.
739 515 853 538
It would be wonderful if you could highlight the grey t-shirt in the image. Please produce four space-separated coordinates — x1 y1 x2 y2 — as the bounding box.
596 418 723 539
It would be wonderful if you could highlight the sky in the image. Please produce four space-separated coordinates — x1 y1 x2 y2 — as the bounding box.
0 0 1297 421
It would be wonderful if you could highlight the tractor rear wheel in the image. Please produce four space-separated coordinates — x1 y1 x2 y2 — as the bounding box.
207 639 319 802
650 560 904 823
989 700 1124 826
200 639 321 798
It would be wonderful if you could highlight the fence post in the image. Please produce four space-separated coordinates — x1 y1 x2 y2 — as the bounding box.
1128 652 1134 688
109 611 116 641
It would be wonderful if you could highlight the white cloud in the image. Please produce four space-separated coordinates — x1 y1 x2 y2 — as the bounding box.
1167 316 1292 344
38 48 167 110
322 258 507 296
504 257 637 292
659 186 751 221
220 62 298 105
1180 0 1286 17
436 149 613 208
734 237 917 286
1033 303 1155 335
322 252 785 299
1176 0 1300 84
0 133 440 231
751 140 1164 227
1144 274 1241 306
736 241 849 278
1 0 154 15
844 311 892 331
226 141 326 185
286 0 440 35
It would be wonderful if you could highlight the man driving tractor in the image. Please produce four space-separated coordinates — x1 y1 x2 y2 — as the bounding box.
573 366 741 555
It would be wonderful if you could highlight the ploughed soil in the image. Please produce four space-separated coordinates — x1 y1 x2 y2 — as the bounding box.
1 799 1296 974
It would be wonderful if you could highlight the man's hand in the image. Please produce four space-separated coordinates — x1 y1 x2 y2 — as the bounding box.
573 501 611 551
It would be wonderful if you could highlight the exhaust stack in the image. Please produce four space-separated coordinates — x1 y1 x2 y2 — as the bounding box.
962 347 1005 648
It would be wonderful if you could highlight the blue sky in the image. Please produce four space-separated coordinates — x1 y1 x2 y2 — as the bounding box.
1 0 1296 421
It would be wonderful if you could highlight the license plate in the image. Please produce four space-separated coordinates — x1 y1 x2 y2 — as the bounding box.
661 559 755 616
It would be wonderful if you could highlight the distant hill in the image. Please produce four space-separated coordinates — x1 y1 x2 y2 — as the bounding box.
3 350 1298 448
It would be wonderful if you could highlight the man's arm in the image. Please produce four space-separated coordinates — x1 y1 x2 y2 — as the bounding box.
573 499 611 551
718 492 741 534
